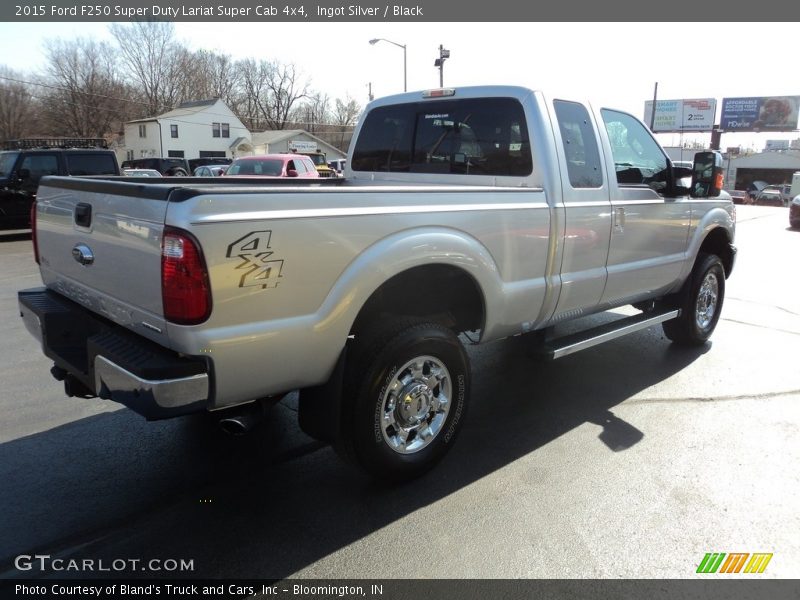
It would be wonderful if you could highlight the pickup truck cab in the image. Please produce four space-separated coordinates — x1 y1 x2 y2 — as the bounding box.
18 86 735 480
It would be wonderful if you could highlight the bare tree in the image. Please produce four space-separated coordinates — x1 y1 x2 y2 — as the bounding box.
332 95 362 129
110 22 186 116
0 66 34 141
39 38 131 137
294 92 331 133
330 95 362 148
236 59 309 130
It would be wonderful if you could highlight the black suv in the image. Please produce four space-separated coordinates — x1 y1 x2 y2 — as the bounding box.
0 140 120 230
120 157 191 176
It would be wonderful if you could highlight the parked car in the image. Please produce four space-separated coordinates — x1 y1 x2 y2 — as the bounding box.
0 143 120 229
328 158 347 176
778 184 793 206
193 165 228 177
746 180 769 203
754 186 784 207
123 168 162 177
188 157 232 172
120 157 190 176
725 190 748 205
224 154 320 178
790 195 800 229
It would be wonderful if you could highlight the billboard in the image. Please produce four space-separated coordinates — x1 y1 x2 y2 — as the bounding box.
720 96 800 131
644 98 716 132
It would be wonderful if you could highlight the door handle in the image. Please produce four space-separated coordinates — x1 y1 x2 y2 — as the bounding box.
614 207 626 233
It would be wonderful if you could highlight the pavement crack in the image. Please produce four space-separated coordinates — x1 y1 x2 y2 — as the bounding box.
722 317 800 336
728 296 800 317
627 389 800 406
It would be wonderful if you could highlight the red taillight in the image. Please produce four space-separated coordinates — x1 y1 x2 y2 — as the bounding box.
31 200 39 264
161 227 211 325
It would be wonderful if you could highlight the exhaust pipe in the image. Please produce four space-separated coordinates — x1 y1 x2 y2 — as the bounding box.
218 401 267 436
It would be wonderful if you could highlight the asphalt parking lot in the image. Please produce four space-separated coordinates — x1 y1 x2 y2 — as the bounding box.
0 205 798 581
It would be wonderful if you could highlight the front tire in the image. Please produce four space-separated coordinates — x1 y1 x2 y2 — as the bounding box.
662 253 725 346
339 320 470 481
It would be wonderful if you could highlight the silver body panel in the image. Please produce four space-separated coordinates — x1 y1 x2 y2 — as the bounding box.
31 86 735 409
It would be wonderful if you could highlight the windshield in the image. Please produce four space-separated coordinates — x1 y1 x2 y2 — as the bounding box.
0 152 19 178
305 154 326 166
227 159 283 176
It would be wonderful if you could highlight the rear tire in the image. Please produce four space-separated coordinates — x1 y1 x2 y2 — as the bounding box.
662 253 725 346
338 319 470 481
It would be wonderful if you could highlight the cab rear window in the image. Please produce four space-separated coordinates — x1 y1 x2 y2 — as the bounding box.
351 97 532 176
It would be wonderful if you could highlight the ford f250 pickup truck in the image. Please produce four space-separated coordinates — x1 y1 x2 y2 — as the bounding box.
18 86 736 480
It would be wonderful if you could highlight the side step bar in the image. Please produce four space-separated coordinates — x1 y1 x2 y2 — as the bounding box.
535 309 681 360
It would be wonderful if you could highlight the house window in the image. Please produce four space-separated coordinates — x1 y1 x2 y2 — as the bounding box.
168 150 184 158
212 123 220 138
170 124 178 138
126 150 134 161
138 124 146 138
221 123 230 138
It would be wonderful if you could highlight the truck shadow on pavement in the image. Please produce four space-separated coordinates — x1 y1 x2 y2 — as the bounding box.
0 326 709 579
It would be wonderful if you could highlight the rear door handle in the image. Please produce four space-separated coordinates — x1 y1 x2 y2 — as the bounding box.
614 207 626 233
74 203 92 228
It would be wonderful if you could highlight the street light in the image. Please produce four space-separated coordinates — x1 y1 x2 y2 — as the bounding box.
434 45 450 88
369 38 407 93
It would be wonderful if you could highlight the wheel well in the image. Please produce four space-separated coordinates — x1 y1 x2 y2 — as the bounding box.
699 227 734 277
350 265 485 337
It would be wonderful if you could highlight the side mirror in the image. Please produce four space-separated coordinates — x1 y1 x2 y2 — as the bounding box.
16 168 31 181
691 151 724 198
286 169 298 178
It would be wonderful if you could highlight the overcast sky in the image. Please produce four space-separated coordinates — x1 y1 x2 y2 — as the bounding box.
0 21 797 150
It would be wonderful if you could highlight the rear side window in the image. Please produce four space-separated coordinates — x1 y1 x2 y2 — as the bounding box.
351 97 532 176
66 153 117 176
553 100 603 188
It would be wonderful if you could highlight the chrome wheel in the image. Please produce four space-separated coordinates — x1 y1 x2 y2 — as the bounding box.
380 355 451 454
695 272 719 330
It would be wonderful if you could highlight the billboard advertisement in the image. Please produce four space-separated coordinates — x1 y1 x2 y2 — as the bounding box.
720 96 800 131
644 98 716 132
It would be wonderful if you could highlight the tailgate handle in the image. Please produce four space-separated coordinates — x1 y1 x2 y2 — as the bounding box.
74 203 92 228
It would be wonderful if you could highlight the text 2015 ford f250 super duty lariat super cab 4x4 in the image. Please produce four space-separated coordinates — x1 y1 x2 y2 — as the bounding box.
19 86 735 480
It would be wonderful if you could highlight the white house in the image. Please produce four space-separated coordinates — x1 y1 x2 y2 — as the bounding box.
123 99 252 162
249 129 346 161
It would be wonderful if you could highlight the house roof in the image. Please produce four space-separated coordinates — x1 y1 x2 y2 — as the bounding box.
157 99 221 120
125 99 222 124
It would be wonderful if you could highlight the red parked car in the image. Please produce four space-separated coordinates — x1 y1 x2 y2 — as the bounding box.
224 154 320 178
725 190 748 205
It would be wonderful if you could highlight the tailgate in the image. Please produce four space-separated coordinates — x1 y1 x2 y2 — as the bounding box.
35 177 171 344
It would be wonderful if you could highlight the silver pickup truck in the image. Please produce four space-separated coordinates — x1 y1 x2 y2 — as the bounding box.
19 86 736 480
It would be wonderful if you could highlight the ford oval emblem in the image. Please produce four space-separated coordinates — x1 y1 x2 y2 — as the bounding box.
72 243 94 266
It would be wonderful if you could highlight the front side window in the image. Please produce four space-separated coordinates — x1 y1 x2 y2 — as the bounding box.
601 109 668 192
351 97 532 176
554 100 603 188
0 152 19 177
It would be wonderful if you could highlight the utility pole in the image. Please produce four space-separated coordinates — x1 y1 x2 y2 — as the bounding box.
649 82 658 131
434 45 450 87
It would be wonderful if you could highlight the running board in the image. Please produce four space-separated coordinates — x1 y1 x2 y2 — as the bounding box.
536 309 681 360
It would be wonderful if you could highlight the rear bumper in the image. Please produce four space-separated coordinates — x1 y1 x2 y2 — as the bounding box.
19 288 209 420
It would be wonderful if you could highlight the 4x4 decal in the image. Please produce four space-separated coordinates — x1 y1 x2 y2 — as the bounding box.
226 230 284 290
